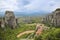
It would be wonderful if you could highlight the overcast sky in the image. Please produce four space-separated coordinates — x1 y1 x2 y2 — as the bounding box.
0 0 60 13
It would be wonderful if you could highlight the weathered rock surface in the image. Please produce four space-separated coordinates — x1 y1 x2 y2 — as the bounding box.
5 11 17 29
42 8 60 27
0 17 5 29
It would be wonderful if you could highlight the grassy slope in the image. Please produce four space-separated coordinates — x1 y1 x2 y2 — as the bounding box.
34 27 60 40
0 24 36 40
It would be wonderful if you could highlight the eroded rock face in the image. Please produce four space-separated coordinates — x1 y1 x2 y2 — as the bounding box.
0 19 1 27
0 17 5 29
42 8 60 27
53 8 60 26
5 11 17 29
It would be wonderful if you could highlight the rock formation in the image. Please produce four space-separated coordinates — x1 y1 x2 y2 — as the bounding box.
0 11 18 29
0 19 1 27
5 11 17 29
42 8 60 27
0 17 5 29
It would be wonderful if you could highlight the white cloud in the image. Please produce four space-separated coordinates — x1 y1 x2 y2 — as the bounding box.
0 0 19 12
42 0 60 11
24 0 43 10
24 0 60 12
0 0 60 12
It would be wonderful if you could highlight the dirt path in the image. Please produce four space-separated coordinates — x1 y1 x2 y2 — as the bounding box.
17 23 45 38
17 30 35 38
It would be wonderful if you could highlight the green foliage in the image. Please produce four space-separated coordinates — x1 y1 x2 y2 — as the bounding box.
18 16 42 24
0 24 36 40
35 28 60 40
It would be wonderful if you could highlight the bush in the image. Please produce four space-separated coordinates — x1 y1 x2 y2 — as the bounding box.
0 24 36 40
35 28 60 40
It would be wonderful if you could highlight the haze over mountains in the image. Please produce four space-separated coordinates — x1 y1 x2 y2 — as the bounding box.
0 11 49 17
0 0 60 17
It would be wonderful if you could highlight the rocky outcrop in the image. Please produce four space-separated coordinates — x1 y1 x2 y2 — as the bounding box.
5 11 17 29
53 8 60 26
0 19 2 27
0 11 18 29
0 17 5 29
42 8 60 27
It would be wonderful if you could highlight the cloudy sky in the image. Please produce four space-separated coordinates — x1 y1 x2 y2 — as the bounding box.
0 0 60 13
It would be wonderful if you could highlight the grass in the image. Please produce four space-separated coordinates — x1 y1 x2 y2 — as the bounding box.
0 23 36 40
0 23 60 40
34 27 60 40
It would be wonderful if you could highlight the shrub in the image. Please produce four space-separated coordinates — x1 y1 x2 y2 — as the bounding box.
35 28 60 40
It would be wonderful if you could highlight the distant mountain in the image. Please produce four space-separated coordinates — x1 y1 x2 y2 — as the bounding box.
0 12 49 17
15 12 49 17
